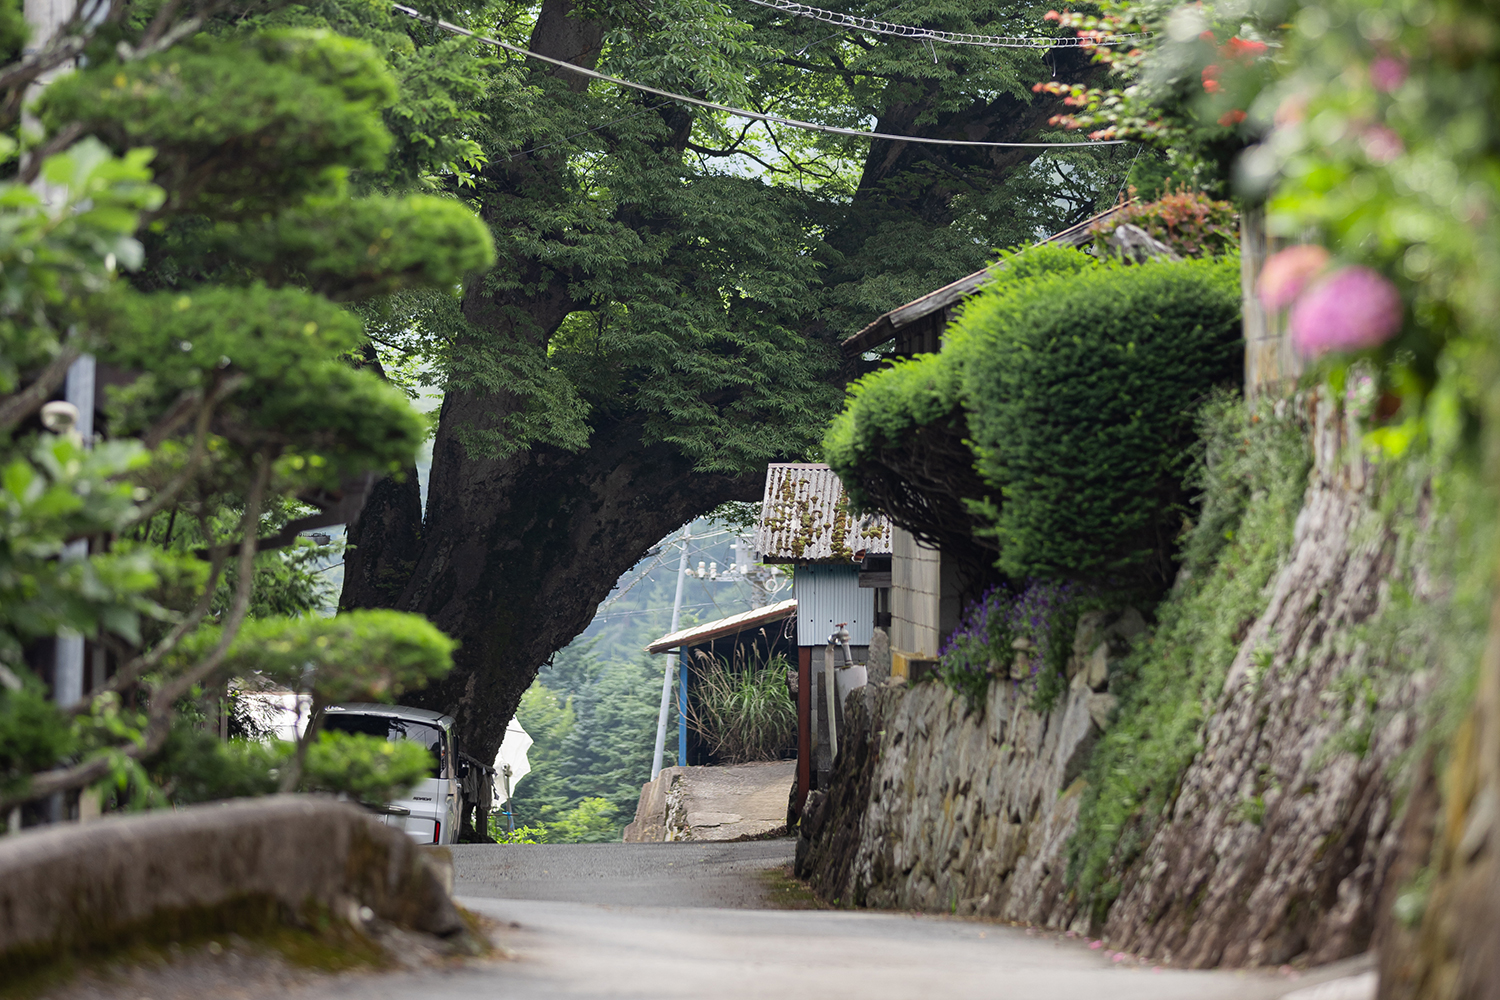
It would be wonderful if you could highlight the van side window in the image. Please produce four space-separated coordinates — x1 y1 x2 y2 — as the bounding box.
322 714 447 778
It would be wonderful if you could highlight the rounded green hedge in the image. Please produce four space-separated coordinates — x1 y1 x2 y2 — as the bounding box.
824 246 1101 556
824 246 1242 586
952 254 1242 582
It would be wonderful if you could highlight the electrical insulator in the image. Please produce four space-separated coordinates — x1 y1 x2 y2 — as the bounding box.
709 561 718 580
697 561 707 578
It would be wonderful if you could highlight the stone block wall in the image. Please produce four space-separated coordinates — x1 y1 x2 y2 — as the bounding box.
795 610 1132 925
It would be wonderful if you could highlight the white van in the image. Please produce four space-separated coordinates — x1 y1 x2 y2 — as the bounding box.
321 703 465 845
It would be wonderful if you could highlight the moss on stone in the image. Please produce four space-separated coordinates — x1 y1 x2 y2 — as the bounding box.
1066 393 1312 906
0 898 390 1000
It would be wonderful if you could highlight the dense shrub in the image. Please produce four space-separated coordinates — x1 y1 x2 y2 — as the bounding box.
822 350 984 556
824 245 1099 556
952 255 1242 584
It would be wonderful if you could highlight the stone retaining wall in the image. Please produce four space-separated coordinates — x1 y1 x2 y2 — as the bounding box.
794 619 1123 926
624 761 795 842
796 397 1430 969
794 681 1086 920
1100 398 1429 967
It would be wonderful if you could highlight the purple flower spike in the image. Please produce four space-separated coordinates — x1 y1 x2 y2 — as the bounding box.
1289 267 1404 356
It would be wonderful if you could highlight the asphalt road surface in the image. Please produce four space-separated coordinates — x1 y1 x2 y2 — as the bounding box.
447 840 795 908
291 839 1375 1000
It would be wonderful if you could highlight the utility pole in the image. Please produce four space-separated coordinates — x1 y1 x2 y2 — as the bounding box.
650 526 691 779
25 0 91 828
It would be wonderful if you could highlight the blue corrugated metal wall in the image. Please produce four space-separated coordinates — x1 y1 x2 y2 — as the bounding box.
794 565 874 646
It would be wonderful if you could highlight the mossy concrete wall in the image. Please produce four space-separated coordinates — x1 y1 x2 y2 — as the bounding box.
0 794 461 977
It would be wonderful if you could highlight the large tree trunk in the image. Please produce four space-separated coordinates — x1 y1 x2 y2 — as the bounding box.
355 396 761 764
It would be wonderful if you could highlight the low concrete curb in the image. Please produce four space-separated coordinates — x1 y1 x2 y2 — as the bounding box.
0 795 462 977
624 762 795 842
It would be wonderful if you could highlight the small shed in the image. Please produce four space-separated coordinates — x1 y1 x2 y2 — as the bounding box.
645 597 799 657
756 463 891 647
645 598 799 767
838 202 1134 363
755 463 891 809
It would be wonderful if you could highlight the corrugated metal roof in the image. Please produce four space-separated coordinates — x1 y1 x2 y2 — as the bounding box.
645 598 798 654
755 464 892 564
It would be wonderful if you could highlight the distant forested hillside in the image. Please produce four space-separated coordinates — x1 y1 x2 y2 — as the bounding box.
508 518 771 841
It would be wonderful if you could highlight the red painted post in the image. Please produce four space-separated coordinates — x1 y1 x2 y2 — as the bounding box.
797 645 812 813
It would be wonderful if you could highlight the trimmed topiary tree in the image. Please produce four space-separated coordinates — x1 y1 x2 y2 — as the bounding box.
824 245 1100 561
826 246 1241 591
952 255 1242 583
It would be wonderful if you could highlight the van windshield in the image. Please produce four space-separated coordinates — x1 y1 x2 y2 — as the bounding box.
322 714 446 778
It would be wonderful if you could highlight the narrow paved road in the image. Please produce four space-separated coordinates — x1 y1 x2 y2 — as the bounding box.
294 840 1373 1000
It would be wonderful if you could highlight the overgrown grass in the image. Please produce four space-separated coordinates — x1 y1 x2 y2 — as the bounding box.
1066 392 1312 916
685 649 796 763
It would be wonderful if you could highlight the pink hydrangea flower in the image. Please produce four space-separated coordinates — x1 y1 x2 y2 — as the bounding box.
1290 267 1404 356
1258 244 1330 312
1370 56 1408 93
1361 124 1404 164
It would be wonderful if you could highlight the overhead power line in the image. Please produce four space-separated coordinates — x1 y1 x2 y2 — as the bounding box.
390 3 1128 149
736 0 1146 49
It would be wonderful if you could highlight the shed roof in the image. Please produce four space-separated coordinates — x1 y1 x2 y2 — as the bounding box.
840 202 1135 359
645 598 798 653
324 702 453 727
754 463 892 564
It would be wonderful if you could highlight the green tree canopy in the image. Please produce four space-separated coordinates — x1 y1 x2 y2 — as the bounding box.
331 0 1150 762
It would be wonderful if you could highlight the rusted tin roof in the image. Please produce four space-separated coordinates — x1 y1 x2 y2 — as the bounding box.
645 598 798 654
755 463 892 564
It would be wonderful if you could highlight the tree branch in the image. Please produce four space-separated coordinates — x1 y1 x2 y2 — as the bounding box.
0 346 80 433
130 372 249 523
70 536 231 714
686 142 785 174
154 450 270 705
277 693 324 793
773 54 899 81
16 123 86 186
